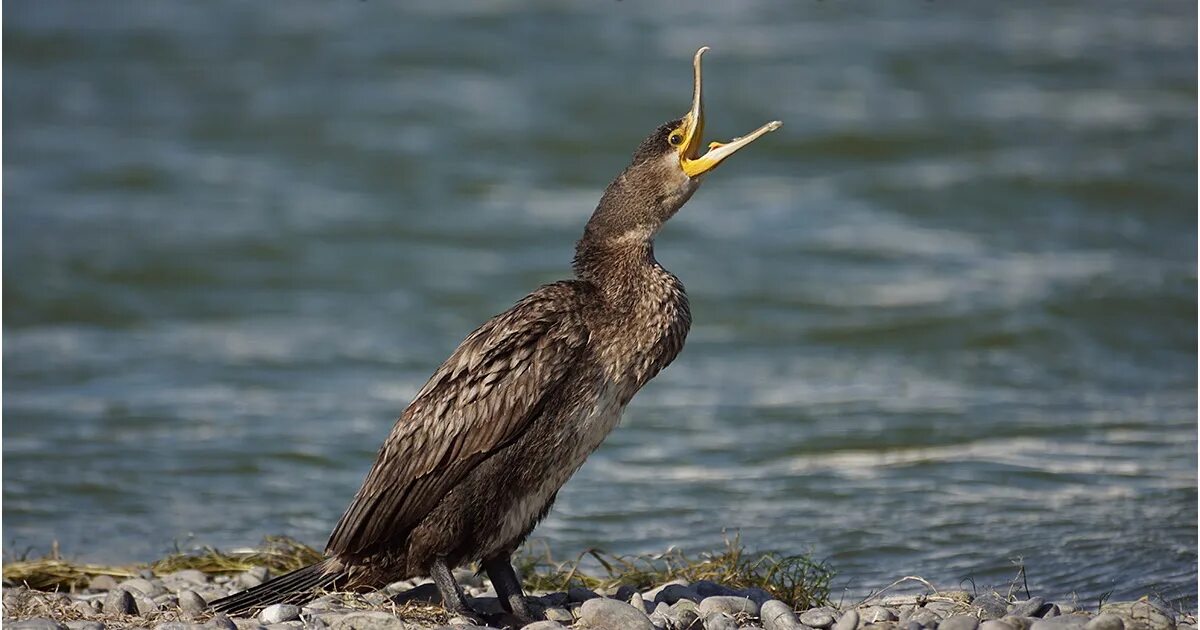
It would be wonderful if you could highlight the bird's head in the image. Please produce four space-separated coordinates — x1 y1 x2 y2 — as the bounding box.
583 47 782 246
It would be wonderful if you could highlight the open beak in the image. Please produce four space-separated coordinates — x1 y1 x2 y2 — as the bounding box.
678 47 783 178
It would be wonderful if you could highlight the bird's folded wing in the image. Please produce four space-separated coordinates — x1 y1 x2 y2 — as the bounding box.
325 281 591 558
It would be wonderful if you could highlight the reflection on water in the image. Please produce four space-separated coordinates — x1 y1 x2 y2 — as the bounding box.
4 0 1196 608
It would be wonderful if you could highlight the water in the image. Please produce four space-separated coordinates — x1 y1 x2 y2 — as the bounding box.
4 0 1196 609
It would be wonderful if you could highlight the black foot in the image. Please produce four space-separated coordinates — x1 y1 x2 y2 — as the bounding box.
483 553 539 623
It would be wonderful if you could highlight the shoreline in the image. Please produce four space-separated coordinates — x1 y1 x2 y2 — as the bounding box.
3 544 1194 630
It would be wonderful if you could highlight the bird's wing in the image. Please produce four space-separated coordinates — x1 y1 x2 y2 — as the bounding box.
325 281 591 558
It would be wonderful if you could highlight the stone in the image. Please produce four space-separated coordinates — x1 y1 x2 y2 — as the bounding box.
941 615 981 630
538 592 569 608
908 610 943 626
120 578 167 598
704 612 740 630
239 567 270 589
1086 615 1126 630
178 590 207 615
643 579 692 602
259 604 302 624
7 620 67 630
89 575 120 591
1004 617 1037 630
1010 599 1048 619
452 568 483 588
761 600 805 630
973 595 1010 621
695 581 741 598
741 588 776 607
391 582 441 606
578 597 655 630
207 615 238 630
800 609 837 629
568 586 600 603
656 584 703 605
1102 602 1176 630
154 624 207 630
73 600 100 616
543 607 574 624
522 623 567 630
66 622 105 630
698 596 759 617
863 607 900 623
982 622 1015 630
329 612 416 630
264 624 304 630
666 600 701 629
834 610 860 630
104 589 138 615
615 585 639 602
630 591 650 613
166 570 210 585
1030 617 1090 630
906 621 922 630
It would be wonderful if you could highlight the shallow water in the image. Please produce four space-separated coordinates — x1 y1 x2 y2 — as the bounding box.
4 0 1196 609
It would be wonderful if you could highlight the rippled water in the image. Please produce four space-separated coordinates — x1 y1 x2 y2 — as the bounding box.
4 0 1196 609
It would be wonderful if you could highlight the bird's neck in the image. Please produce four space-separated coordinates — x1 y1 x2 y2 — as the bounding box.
572 234 667 304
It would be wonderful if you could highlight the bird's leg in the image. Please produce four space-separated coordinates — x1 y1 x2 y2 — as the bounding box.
430 556 478 620
483 553 536 621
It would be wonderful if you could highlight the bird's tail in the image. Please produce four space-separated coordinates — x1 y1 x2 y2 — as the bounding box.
209 558 343 615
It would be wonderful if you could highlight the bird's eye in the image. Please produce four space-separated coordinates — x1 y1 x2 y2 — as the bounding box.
668 133 683 146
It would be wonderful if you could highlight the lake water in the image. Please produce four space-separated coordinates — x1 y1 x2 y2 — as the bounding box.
4 0 1196 609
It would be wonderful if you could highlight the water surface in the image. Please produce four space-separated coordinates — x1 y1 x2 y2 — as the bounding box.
4 0 1196 608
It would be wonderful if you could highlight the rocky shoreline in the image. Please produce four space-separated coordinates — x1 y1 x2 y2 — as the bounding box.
3 566 1193 630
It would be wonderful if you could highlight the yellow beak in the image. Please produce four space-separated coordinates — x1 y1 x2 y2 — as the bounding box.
678 47 783 178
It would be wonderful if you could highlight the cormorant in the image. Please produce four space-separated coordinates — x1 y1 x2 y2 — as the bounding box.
211 47 781 622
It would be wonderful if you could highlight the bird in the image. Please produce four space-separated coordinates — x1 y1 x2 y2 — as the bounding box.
210 46 781 622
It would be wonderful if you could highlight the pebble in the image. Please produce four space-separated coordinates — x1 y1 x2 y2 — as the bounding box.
704 612 741 630
835 610 861 630
1031 617 1091 630
1 565 1188 630
120 578 167 598
666 600 702 629
974 595 1011 620
178 590 207 615
103 589 138 615
7 620 68 630
328 612 414 630
863 606 900 623
1085 615 1126 630
578 597 655 630
88 576 120 591
567 586 599 603
207 615 239 630
800 608 836 629
657 584 703 605
66 622 105 630
259 604 302 624
542 607 574 624
1011 599 1049 618
239 567 270 589
941 615 982 630
699 596 760 617
761 600 805 630
643 579 692 602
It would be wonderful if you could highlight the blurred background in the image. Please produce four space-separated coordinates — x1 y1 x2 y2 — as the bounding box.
4 0 1196 609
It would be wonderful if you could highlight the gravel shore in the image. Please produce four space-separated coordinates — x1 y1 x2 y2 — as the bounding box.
3 567 1193 630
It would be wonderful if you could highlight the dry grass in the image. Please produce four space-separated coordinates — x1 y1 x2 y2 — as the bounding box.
515 533 833 610
4 534 834 613
3 536 322 593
